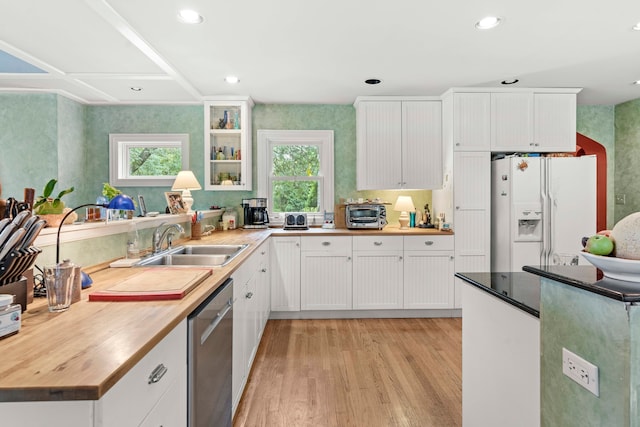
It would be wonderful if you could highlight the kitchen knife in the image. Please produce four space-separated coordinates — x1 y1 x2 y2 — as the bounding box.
0 223 17 250
21 214 39 232
0 218 10 236
0 228 26 262
17 219 45 250
11 210 31 228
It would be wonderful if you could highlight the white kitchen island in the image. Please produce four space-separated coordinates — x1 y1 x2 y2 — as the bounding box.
456 272 541 427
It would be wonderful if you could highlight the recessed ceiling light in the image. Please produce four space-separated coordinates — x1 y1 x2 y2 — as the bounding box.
501 78 519 85
365 79 382 85
633 22 640 31
177 9 204 24
476 16 502 30
225 75 240 84
130 87 142 92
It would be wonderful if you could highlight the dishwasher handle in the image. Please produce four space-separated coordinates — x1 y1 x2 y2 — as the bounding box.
200 298 233 346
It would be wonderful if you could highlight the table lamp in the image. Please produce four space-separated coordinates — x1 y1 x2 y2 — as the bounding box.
56 194 136 264
394 196 415 229
172 170 201 213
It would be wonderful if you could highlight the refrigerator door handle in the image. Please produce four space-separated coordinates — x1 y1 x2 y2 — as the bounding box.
541 158 551 266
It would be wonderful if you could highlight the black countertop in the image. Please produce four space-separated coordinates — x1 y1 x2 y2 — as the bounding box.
523 265 640 303
455 272 542 317
456 265 640 319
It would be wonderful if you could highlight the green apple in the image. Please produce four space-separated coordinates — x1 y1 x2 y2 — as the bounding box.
586 235 614 256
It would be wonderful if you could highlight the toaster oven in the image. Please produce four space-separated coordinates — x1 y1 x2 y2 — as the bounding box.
346 204 387 229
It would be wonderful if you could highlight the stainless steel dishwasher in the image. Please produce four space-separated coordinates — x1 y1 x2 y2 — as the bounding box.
188 278 233 427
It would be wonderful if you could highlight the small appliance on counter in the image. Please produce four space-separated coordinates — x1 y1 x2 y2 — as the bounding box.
345 203 387 230
284 213 308 230
242 198 269 229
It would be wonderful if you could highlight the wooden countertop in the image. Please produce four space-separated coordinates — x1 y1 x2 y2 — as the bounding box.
0 226 452 402
270 225 453 236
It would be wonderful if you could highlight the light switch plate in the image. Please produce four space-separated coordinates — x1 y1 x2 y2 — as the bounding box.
562 347 599 396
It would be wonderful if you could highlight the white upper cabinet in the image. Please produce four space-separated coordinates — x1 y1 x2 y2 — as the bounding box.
355 96 442 190
490 91 579 152
204 96 254 191
533 93 577 152
452 92 491 151
447 89 580 153
490 92 533 152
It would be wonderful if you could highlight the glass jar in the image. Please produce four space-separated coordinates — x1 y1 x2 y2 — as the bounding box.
223 207 237 230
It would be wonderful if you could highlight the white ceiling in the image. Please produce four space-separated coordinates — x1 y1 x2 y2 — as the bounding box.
1 0 640 106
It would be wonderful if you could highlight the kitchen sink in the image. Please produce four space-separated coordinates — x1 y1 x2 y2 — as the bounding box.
135 244 249 267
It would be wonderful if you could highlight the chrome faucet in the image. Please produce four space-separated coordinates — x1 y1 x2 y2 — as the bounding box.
152 222 185 254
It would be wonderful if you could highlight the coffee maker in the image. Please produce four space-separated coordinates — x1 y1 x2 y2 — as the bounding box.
242 198 269 229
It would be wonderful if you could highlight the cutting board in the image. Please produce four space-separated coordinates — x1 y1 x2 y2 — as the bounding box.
89 268 212 302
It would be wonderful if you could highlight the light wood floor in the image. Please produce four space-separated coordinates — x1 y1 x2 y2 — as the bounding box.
233 318 462 427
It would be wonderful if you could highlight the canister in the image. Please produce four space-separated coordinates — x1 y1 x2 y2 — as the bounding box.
223 207 237 230
0 294 20 339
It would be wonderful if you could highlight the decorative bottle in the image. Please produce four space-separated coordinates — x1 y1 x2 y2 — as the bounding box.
222 110 228 129
234 111 240 129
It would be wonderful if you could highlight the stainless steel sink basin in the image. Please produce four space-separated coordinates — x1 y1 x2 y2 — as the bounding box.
135 244 249 267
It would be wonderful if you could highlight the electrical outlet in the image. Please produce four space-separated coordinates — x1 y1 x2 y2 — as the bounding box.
562 348 599 396
616 194 626 205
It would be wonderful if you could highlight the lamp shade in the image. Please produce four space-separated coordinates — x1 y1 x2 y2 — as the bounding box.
172 171 202 191
107 194 136 211
394 196 415 213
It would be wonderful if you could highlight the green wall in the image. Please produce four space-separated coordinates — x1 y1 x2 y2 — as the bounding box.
0 94 62 203
576 105 616 227
2 94 638 227
613 99 640 222
84 104 204 212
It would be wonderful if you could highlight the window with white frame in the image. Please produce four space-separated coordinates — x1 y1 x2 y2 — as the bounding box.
109 133 189 187
257 130 334 224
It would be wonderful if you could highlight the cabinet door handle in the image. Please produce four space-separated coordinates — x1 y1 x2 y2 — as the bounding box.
322 241 331 246
450 256 455 260
347 256 351 262
261 251 266 255
455 206 460 210
456 142 461 146
148 363 168 384
399 256 403 261
296 243 300 247
374 241 383 246
261 268 267 273
246 292 253 299
424 241 434 246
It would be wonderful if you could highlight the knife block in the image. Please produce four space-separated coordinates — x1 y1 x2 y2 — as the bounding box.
0 277 27 312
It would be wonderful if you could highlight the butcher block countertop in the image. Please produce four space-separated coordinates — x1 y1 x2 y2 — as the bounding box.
0 226 451 402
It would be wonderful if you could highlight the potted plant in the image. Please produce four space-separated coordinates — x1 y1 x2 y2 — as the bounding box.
33 179 75 227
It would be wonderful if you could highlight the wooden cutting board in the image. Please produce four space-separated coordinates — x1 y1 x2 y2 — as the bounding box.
88 267 212 302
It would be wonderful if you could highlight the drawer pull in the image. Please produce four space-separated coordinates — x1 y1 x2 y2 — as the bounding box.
424 241 434 246
246 292 254 299
322 241 331 246
374 241 383 246
148 363 168 384
261 268 267 273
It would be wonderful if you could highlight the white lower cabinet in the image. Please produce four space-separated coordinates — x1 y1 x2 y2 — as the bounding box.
403 236 455 309
232 241 270 416
98 319 187 427
300 236 352 310
270 236 301 311
353 236 404 309
2 320 188 427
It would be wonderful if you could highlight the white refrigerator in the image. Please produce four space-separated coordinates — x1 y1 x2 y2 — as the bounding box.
491 155 597 272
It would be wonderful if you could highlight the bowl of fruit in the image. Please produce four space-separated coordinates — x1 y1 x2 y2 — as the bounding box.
581 213 640 282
